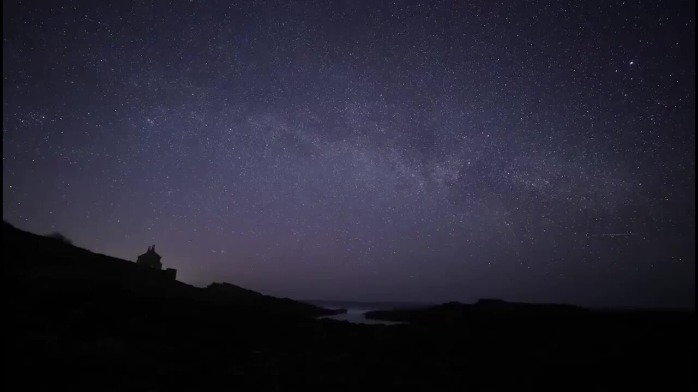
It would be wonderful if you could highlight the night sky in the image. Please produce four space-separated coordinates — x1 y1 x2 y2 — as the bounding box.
3 0 695 308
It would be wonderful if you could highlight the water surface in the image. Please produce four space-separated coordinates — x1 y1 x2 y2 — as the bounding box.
319 307 404 325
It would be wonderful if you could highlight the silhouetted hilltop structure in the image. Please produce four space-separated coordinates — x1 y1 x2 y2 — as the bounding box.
4 220 695 391
136 245 177 279
3 221 335 317
136 245 162 269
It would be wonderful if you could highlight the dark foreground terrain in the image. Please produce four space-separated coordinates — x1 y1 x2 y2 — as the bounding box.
4 222 695 391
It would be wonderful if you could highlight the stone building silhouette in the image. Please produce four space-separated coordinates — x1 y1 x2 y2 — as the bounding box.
136 245 177 279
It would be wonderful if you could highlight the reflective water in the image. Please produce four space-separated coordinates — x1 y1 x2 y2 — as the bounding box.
318 307 404 325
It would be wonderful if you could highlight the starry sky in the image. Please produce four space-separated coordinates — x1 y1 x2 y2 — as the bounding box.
3 0 695 308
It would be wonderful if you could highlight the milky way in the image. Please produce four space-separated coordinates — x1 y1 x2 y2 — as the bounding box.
3 0 695 308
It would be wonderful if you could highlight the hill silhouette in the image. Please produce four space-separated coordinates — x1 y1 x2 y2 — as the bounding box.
4 221 342 318
5 221 695 391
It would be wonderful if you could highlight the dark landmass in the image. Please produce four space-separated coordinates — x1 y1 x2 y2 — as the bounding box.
364 298 591 323
204 282 347 318
4 221 343 318
5 222 695 391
